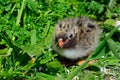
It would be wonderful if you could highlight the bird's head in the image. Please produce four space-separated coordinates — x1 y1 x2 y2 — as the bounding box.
54 19 79 49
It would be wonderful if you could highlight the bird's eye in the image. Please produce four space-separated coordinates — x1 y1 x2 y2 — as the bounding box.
69 34 73 38
59 24 62 28
87 23 95 28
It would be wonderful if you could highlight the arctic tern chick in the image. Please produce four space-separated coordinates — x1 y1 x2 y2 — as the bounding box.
52 16 101 60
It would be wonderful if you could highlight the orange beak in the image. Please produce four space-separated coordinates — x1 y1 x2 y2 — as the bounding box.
58 38 69 48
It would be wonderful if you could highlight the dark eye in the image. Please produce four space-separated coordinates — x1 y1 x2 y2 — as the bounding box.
87 23 95 28
59 23 62 28
69 34 73 38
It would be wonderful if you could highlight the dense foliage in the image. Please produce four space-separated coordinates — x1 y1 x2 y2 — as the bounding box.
0 0 120 80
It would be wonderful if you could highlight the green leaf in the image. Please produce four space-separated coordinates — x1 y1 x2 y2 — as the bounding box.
107 39 120 59
5 4 12 11
40 53 57 64
43 26 54 47
26 0 39 13
46 60 63 69
20 44 44 55
22 60 35 74
31 29 37 45
0 48 8 55
36 72 56 80
104 19 115 26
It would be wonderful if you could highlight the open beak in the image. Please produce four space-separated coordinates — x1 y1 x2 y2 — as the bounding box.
58 38 69 48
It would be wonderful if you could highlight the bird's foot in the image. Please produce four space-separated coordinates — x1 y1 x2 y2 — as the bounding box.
77 59 97 67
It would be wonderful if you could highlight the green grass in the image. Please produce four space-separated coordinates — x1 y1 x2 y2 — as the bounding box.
0 0 120 80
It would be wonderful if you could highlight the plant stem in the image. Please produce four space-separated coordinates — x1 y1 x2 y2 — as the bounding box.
10 4 16 14
16 0 25 26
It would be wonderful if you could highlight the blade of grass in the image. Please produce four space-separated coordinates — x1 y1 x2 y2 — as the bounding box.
107 39 120 59
16 0 25 26
31 29 37 45
38 72 56 80
22 60 35 75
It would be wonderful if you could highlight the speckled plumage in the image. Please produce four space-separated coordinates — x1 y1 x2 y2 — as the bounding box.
52 16 101 60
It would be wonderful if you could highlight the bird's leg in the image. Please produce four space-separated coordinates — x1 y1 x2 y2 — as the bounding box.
77 52 97 66
77 59 96 66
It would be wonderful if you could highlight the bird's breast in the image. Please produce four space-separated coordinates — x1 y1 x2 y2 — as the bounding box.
61 46 93 60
